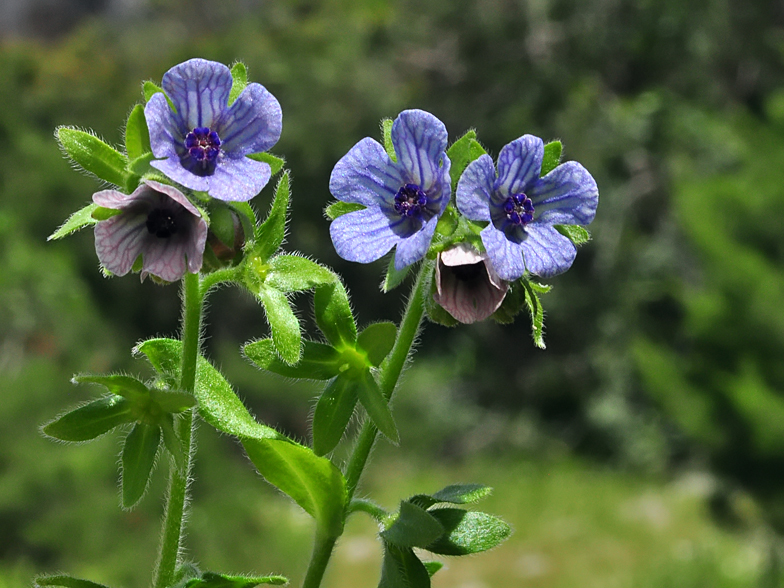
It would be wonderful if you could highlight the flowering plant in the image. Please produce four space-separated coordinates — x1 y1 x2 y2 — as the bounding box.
43 58 597 588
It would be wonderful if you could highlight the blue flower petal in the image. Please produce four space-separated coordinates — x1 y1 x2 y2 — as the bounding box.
393 215 438 270
330 138 403 207
207 156 272 202
391 109 449 190
330 207 402 264
146 93 186 160
520 224 577 278
496 135 543 198
217 83 283 155
162 59 232 130
480 225 527 281
456 154 496 221
527 161 599 226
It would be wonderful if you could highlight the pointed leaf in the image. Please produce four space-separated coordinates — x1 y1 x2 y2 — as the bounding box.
253 171 289 260
143 80 164 102
242 437 346 536
409 484 492 510
73 374 149 402
35 575 113 588
381 118 396 163
128 152 156 176
356 322 397 367
160 414 186 472
125 103 151 159
382 254 411 293
490 280 526 325
247 152 285 177
541 140 562 176
522 280 546 349
324 201 365 221
266 255 336 293
149 389 197 413
42 396 133 442
134 338 181 382
446 130 487 193
185 572 287 588
258 286 301 365
56 127 130 187
422 562 443 578
244 339 341 380
91 206 122 221
312 376 359 456
121 422 161 508
228 62 248 105
378 544 430 588
381 501 444 548
48 202 99 241
554 224 591 245
314 281 357 348
356 369 398 444
424 509 511 555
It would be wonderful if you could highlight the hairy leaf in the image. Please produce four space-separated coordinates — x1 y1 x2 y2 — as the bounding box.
42 396 133 442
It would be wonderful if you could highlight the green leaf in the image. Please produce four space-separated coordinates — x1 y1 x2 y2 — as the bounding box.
121 422 161 508
312 376 360 456
143 80 175 111
42 396 133 442
381 501 444 548
446 130 487 193
134 338 181 381
208 200 238 248
124 104 151 159
228 201 257 242
244 339 341 380
409 484 492 510
424 509 511 555
253 171 289 260
314 281 357 348
355 369 398 444
90 206 121 221
378 544 430 588
541 140 562 176
243 437 346 536
128 152 156 177
422 562 443 578
247 152 286 177
356 322 397 367
48 202 99 241
149 389 197 413
35 575 113 588
229 62 248 105
160 414 186 472
434 204 459 237
522 280 546 349
555 224 592 245
382 254 411 293
266 255 336 293
56 127 130 187
185 572 288 588
72 374 149 402
381 118 396 162
324 201 365 221
258 286 301 365
490 280 526 325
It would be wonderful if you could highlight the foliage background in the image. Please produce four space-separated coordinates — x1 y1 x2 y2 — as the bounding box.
2 0 784 586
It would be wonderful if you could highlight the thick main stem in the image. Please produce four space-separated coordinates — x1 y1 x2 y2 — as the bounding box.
300 264 430 588
153 272 202 588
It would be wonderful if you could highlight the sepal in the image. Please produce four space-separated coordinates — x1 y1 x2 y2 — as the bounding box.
314 281 357 348
41 396 133 442
244 339 342 380
424 509 511 555
34 575 113 588
247 152 286 177
378 544 430 588
446 130 487 193
265 255 335 293
409 483 492 510
382 254 410 293
356 322 397 367
47 202 99 241
541 140 562 176
124 103 152 159
312 376 360 456
355 369 399 445
228 62 248 105
252 171 289 260
381 118 396 163
56 127 131 189
185 572 288 588
555 224 591 245
324 201 365 220
121 422 161 508
380 501 444 548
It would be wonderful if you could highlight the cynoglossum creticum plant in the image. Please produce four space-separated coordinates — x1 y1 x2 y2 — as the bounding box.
43 58 597 588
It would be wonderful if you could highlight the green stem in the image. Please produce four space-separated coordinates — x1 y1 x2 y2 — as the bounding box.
301 532 338 588
153 272 202 588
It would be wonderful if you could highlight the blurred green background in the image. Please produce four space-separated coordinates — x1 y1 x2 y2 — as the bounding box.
3 0 784 586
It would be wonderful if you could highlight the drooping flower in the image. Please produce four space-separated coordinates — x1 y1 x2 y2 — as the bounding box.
433 243 509 324
93 180 208 282
456 135 598 280
329 109 451 270
145 58 282 202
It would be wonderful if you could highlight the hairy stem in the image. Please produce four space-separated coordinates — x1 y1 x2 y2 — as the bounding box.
153 271 202 588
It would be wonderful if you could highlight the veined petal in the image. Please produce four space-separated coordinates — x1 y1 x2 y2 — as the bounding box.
480 224 527 281
217 83 282 155
329 138 403 207
140 235 189 283
528 161 599 225
496 135 543 198
94 211 148 277
145 93 186 160
330 207 402 264
161 58 232 130
391 109 448 190
144 180 202 216
150 156 210 193
520 224 577 278
208 156 272 202
456 154 495 221
393 214 438 270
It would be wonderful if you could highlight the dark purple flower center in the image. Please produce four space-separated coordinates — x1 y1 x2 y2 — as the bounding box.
185 127 222 167
393 183 429 218
503 193 535 226
146 208 179 239
450 261 484 282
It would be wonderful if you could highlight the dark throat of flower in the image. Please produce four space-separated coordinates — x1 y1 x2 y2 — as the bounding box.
146 208 179 239
185 127 222 170
449 261 485 282
504 193 535 226
393 183 428 218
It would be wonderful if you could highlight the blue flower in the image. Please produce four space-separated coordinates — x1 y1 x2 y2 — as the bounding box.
329 109 451 270
456 135 598 280
145 58 282 202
